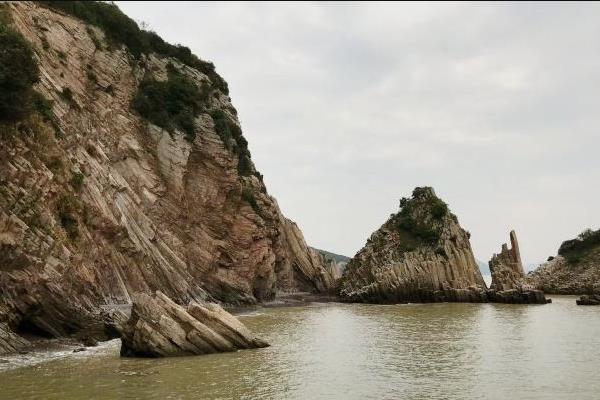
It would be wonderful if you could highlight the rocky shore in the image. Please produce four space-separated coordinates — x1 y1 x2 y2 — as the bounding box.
120 292 268 357
0 1 336 355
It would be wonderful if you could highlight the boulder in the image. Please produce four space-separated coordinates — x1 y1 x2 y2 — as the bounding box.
576 294 600 306
120 291 269 357
487 288 551 304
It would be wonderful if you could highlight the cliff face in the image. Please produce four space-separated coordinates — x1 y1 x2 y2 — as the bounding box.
489 230 526 291
339 187 487 303
0 2 334 352
526 230 600 294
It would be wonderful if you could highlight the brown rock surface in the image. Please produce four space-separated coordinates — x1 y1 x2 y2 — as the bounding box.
489 230 526 291
120 291 268 357
487 231 550 304
526 232 600 295
339 187 487 303
0 2 333 354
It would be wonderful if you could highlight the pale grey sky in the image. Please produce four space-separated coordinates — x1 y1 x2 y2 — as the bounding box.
117 1 600 268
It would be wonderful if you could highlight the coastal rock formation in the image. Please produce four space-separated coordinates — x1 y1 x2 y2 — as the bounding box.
0 2 333 354
120 291 268 357
489 231 525 291
313 248 348 283
487 231 549 304
576 294 600 306
339 187 488 303
526 229 600 295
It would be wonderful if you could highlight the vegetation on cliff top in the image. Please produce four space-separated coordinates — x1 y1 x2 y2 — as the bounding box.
558 228 600 264
39 1 229 94
391 187 449 248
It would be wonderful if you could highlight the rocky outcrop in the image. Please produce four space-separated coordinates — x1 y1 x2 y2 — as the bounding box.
487 231 549 304
120 291 268 357
339 187 487 303
0 2 332 354
488 231 552 304
526 229 600 295
576 294 600 306
313 248 347 283
489 231 525 291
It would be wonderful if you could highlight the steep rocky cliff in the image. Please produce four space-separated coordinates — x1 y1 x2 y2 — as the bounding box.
0 2 334 353
526 229 600 294
339 187 487 303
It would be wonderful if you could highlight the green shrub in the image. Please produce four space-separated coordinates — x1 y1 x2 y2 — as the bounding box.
0 24 40 123
31 92 54 121
558 228 600 264
241 187 259 213
132 71 208 141
431 200 448 219
209 110 253 176
40 1 229 94
57 194 81 239
393 187 447 246
70 172 85 191
61 87 74 101
86 26 102 50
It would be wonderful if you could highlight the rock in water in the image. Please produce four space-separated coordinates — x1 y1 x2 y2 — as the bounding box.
120 292 269 357
489 231 526 291
576 294 600 306
488 231 550 304
339 187 487 303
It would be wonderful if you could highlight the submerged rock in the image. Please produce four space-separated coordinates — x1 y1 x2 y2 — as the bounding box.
576 294 600 306
120 292 269 357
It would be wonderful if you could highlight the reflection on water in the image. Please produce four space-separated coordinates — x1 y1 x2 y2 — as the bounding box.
0 296 599 400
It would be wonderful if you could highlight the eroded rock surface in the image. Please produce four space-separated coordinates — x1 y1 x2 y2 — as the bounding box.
489 231 525 291
488 231 549 304
0 2 333 354
120 291 269 357
339 187 487 303
526 230 600 295
576 294 600 306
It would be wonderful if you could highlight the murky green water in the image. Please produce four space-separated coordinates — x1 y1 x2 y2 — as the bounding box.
1 296 599 400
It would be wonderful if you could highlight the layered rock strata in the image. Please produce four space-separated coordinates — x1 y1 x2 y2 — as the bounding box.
339 187 487 303
120 291 269 357
0 2 333 354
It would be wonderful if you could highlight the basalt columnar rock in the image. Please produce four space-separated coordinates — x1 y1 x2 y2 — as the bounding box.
120 291 269 357
0 2 334 354
339 187 488 303
489 231 525 291
484 232 549 304
526 229 600 296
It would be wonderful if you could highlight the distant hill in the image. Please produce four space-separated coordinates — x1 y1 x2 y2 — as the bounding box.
476 259 490 276
312 248 351 264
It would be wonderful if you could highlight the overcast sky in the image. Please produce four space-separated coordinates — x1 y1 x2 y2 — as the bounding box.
118 1 600 269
